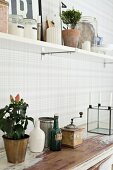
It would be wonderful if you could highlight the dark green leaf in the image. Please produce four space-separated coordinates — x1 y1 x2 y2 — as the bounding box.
24 119 28 130
13 124 25 139
27 117 34 124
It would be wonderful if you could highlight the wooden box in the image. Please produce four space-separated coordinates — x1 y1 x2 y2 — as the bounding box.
61 128 84 148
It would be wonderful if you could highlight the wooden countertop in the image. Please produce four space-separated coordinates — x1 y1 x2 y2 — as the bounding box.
25 135 113 170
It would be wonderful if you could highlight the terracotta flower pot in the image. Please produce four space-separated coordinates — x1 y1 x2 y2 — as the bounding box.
62 29 80 48
3 134 29 164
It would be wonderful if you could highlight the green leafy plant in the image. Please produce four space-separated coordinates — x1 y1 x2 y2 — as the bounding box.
0 94 34 139
61 9 82 29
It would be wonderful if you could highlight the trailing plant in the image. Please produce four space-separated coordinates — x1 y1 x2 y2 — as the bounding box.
60 9 82 29
0 94 34 139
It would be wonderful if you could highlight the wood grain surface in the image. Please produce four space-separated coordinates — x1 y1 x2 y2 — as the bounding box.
25 135 113 170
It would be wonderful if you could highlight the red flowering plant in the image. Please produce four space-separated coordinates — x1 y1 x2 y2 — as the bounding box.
0 94 34 139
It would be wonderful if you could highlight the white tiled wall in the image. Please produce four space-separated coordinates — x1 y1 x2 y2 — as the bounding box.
0 45 113 148
0 0 113 148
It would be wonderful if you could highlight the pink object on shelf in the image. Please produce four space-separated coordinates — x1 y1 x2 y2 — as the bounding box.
0 0 9 33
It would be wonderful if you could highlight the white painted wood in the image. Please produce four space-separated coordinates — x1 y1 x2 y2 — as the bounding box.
0 32 113 62
98 155 113 170
72 148 113 170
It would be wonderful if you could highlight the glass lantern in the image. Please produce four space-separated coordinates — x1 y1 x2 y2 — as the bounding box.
87 104 113 135
77 16 98 49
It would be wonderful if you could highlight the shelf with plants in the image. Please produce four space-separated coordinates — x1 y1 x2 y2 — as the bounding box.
0 32 113 65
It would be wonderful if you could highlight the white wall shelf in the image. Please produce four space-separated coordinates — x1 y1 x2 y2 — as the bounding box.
0 32 113 65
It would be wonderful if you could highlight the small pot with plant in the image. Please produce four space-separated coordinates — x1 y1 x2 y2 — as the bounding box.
61 9 82 48
0 94 34 164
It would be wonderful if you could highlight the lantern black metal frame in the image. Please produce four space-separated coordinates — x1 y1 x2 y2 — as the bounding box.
87 104 113 135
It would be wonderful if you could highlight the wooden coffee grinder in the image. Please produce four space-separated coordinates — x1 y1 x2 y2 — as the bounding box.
61 112 84 148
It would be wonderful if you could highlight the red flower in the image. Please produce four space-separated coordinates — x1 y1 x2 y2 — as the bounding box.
15 94 20 102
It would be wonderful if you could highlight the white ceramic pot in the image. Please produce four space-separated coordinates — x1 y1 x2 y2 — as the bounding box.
29 119 45 152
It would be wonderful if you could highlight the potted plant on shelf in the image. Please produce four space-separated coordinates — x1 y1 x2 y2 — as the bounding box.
0 94 34 164
60 9 82 48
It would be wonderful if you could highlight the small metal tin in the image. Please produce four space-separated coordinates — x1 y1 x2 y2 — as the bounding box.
39 117 54 148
